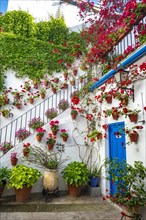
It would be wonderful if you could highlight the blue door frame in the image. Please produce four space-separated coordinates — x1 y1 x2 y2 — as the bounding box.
108 122 126 195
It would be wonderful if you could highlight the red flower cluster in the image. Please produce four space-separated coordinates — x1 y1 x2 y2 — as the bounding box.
71 96 80 105
23 143 30 148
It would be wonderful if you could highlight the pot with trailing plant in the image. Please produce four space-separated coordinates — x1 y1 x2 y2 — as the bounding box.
104 158 146 220
45 108 58 120
71 106 78 120
7 164 41 202
46 133 56 150
61 161 89 197
10 152 18 166
60 129 69 142
24 146 69 200
49 120 59 135
122 107 141 123
88 130 103 141
23 143 31 157
15 128 31 142
0 167 10 198
58 99 69 111
36 127 46 142
28 117 44 131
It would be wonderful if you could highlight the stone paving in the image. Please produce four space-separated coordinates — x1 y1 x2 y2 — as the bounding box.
0 193 122 220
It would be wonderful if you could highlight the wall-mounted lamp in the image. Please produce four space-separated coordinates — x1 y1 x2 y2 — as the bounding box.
114 69 135 102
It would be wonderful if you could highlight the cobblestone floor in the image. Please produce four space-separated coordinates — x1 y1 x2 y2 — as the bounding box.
0 193 122 220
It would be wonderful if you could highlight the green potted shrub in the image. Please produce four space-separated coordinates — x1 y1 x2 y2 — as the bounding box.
0 167 10 197
7 164 41 202
104 158 146 219
61 161 89 197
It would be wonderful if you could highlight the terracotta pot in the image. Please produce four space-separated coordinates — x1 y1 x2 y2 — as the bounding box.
36 135 42 142
25 86 31 92
43 169 58 191
64 72 68 79
68 185 81 197
73 69 78 76
128 114 138 123
71 113 77 120
0 185 5 198
34 83 38 89
70 80 75 86
23 150 30 157
11 158 18 166
79 77 83 83
44 81 49 86
62 136 68 142
129 132 138 143
112 114 119 120
29 98 34 104
54 78 59 83
16 105 22 109
63 84 68 89
52 130 58 135
97 134 102 140
48 143 54 150
41 93 45 99
15 186 32 202
52 88 56 94
121 98 128 106
106 96 112 104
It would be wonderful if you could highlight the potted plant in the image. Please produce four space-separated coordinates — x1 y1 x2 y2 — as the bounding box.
103 107 121 120
124 125 143 143
28 117 44 130
25 146 69 193
104 158 146 219
60 129 69 142
58 99 69 111
32 77 41 89
61 161 89 197
13 99 23 109
113 90 129 106
15 128 31 141
24 81 31 91
45 108 58 120
0 142 14 156
71 106 78 120
49 120 59 135
36 127 46 142
46 133 57 150
96 91 113 104
89 165 102 187
122 107 141 123
1 108 11 118
7 164 41 202
0 167 10 198
88 130 103 141
39 87 46 99
10 152 18 166
23 143 31 157
27 92 39 104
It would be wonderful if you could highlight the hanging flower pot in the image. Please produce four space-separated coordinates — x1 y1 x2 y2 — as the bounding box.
40 93 45 99
64 72 68 79
112 114 119 120
71 113 77 120
128 114 138 123
73 69 78 76
33 83 38 89
52 88 56 94
52 130 58 136
23 149 30 157
62 136 68 142
36 135 42 142
29 98 34 104
106 96 112 104
97 133 102 140
121 98 128 106
47 143 54 150
129 132 138 143
11 158 18 166
70 80 75 86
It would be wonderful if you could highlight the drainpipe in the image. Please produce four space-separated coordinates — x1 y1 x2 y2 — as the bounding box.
90 44 146 91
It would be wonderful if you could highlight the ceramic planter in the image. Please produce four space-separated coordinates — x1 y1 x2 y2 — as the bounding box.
129 132 138 143
43 169 58 191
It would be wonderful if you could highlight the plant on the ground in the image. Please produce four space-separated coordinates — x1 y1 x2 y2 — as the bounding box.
7 164 41 189
104 158 146 217
62 161 89 187
0 167 10 186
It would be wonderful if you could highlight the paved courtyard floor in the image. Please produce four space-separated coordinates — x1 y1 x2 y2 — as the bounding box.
0 193 122 220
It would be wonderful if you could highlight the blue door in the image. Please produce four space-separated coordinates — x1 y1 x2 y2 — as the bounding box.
108 122 126 195
0 0 8 14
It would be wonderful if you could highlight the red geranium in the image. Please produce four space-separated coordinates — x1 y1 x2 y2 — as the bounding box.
71 96 80 105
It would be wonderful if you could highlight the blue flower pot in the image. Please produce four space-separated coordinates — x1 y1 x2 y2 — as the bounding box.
89 177 100 187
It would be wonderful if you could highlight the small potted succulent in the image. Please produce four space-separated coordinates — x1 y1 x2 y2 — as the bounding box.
60 129 69 142
28 117 44 130
10 152 18 166
58 99 69 111
46 133 57 150
45 108 58 119
36 127 46 142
